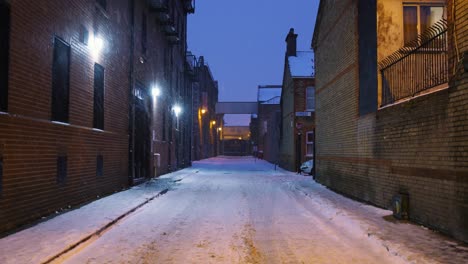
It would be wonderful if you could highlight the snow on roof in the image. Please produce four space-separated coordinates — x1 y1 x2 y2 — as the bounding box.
288 51 314 77
258 87 282 102
261 96 281 105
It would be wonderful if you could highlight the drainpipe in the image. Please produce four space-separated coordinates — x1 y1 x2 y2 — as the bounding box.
128 0 135 185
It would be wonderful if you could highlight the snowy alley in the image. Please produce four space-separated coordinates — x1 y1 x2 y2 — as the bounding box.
1 157 468 264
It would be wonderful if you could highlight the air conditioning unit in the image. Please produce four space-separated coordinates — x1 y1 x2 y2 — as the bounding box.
392 193 409 220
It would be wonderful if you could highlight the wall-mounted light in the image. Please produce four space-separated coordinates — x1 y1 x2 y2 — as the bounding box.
151 85 161 98
212 120 216 125
201 109 207 114
89 35 104 60
218 127 222 131
173 105 182 117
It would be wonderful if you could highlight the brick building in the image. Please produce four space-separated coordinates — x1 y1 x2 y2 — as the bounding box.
312 0 468 242
0 0 195 234
279 29 315 172
130 0 195 180
256 85 282 163
192 56 220 160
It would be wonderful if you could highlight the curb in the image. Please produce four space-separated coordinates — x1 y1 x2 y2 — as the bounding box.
42 188 169 264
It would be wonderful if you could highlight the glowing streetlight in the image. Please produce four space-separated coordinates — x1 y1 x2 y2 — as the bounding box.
218 127 222 131
201 108 207 114
212 120 216 125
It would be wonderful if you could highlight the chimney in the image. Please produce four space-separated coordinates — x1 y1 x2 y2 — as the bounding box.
285 28 297 57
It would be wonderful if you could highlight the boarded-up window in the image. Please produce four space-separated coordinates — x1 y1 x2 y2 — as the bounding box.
306 87 315 111
57 156 67 185
51 37 71 123
93 63 105 129
0 2 10 112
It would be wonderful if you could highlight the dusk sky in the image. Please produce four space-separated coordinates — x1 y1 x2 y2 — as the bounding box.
188 1 319 126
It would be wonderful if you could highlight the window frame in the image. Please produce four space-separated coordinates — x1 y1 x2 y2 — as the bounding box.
306 131 314 157
51 36 71 123
402 3 446 44
305 86 315 111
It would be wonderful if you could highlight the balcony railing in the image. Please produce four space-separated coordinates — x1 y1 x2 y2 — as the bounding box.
379 20 448 107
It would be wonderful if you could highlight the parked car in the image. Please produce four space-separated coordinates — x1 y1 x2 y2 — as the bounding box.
300 160 314 175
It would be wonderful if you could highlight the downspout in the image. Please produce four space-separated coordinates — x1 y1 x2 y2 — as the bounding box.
128 0 135 185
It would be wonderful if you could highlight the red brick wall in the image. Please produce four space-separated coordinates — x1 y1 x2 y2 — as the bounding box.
0 0 130 233
314 0 468 242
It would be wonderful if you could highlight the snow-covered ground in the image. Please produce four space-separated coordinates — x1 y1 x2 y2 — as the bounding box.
1 157 467 264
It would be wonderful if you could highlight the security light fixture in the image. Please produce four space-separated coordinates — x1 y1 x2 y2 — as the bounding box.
89 35 104 60
151 86 161 97
173 105 182 117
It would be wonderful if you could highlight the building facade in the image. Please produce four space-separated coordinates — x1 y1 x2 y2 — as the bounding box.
129 0 195 181
0 0 131 233
313 0 468 242
192 56 220 160
0 0 195 234
256 85 282 163
279 29 315 172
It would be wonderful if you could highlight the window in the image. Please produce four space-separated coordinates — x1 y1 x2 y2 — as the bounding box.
141 13 147 55
93 63 104 129
57 156 67 185
403 4 446 44
306 86 315 111
0 2 10 112
306 131 314 157
79 25 89 45
96 155 103 177
51 37 71 123
96 0 107 10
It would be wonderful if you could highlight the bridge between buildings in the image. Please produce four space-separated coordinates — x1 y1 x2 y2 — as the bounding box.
215 102 258 156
